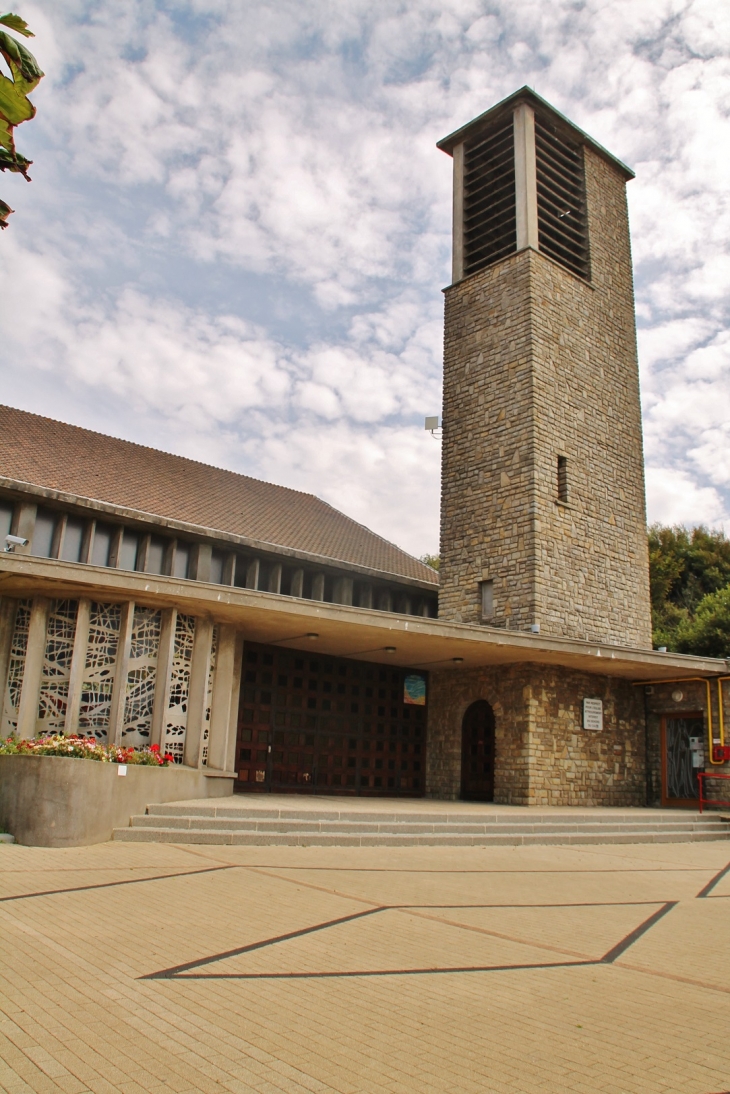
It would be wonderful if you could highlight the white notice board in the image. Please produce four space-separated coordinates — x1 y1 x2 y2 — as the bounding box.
583 698 603 731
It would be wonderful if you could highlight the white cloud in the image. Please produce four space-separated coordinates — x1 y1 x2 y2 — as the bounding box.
1 0 729 560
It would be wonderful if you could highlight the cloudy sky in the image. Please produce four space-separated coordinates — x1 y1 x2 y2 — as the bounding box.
1 0 728 558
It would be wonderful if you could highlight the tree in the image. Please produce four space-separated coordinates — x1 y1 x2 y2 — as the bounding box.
0 12 44 229
676 585 730 659
648 524 730 654
420 554 439 572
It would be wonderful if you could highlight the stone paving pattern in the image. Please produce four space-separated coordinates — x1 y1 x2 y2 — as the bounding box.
0 837 728 1093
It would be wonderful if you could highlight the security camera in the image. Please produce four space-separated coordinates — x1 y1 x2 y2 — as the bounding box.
4 534 29 552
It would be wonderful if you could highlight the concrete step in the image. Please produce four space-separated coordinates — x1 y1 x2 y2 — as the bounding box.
124 813 730 836
113 824 730 847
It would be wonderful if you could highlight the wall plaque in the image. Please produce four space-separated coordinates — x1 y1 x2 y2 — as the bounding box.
583 697 603 731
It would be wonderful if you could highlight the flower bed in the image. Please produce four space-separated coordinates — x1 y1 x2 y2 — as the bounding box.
0 735 174 765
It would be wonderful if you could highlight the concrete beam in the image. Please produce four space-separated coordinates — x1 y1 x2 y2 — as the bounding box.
206 624 237 771
452 142 465 283
514 103 539 252
184 617 214 768
16 596 49 738
64 598 91 734
107 601 135 746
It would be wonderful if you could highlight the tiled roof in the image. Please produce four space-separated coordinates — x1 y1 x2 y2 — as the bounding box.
0 405 438 585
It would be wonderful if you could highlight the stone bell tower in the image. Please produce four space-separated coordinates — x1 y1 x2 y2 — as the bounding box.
437 87 652 648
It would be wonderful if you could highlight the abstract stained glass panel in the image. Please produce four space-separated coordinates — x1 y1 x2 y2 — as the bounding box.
37 599 78 733
201 625 219 766
78 602 122 741
121 607 162 749
1 598 32 735
163 612 195 763
664 716 703 801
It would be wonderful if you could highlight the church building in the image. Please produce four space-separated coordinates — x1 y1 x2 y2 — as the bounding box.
1 88 727 820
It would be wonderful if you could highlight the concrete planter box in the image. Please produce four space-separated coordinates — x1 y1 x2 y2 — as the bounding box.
0 755 234 847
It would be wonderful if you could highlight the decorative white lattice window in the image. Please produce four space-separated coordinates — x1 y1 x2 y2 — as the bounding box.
78 602 122 741
1 598 32 735
37 599 78 733
121 607 162 749
163 612 196 763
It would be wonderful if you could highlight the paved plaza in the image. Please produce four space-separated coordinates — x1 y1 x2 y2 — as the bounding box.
0 835 728 1094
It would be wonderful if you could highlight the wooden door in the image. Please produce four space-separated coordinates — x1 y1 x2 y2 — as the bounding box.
661 714 704 806
461 700 495 801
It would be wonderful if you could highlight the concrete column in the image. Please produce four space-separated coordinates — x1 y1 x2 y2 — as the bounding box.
206 624 238 771
51 514 67 559
376 589 393 613
290 569 304 598
514 103 538 252
0 598 18 719
222 552 236 586
225 632 244 774
245 558 260 590
107 601 135 746
333 577 353 606
64 598 91 734
452 141 465 283
137 534 152 573
189 543 212 583
108 526 124 568
163 539 176 577
312 573 325 601
16 597 50 738
184 617 214 768
358 584 373 610
150 608 176 748
268 563 282 594
11 502 36 556
80 520 95 564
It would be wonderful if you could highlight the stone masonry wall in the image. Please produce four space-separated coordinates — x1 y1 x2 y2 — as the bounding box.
438 144 652 648
426 663 647 806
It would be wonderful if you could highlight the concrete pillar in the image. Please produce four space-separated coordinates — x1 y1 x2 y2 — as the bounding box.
137 534 152 573
189 543 212 583
50 514 67 559
64 598 91 734
16 597 50 738
107 602 135 746
225 632 244 774
290 569 304 598
245 558 260 590
268 563 282 595
452 141 465 283
184 617 214 768
514 102 539 252
150 608 177 748
333 577 353 606
206 625 238 771
312 573 325 601
376 589 393 613
108 526 124 568
222 552 236 586
11 502 36 556
358 584 373 610
80 520 95 564
0 598 18 716
163 538 176 577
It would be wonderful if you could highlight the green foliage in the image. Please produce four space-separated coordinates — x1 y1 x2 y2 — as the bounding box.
649 524 730 656
0 11 43 228
420 553 440 571
0 734 174 764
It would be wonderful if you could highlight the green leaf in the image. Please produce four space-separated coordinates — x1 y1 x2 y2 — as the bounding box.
0 71 36 125
0 12 34 37
0 28 43 84
0 197 13 227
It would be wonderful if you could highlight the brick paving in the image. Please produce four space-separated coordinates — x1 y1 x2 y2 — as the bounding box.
0 838 728 1093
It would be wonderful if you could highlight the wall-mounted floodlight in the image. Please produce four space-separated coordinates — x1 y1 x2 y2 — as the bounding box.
425 415 442 438
4 534 28 553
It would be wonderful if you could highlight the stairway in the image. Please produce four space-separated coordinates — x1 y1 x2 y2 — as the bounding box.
113 799 730 847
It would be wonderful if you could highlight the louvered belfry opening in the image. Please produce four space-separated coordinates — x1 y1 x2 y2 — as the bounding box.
463 117 517 277
534 114 590 280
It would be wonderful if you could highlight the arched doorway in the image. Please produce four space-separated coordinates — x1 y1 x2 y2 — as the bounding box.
460 700 495 801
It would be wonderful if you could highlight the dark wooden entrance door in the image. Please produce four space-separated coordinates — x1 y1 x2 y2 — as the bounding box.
461 700 495 801
661 714 704 806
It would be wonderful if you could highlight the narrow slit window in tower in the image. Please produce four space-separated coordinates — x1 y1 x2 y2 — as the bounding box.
535 115 590 280
463 118 517 277
557 456 569 504
480 579 494 621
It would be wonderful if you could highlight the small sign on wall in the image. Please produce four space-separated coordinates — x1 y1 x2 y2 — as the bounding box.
583 698 603 731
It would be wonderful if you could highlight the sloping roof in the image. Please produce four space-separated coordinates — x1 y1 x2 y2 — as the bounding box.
0 405 438 586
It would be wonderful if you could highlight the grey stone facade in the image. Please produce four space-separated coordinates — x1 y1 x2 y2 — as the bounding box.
438 136 652 649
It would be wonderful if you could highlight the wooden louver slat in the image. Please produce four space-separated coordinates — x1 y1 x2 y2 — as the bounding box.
463 118 517 277
534 115 590 280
